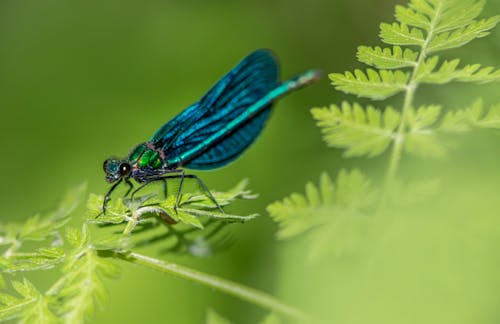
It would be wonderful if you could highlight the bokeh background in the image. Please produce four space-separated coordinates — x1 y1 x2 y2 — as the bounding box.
0 0 499 323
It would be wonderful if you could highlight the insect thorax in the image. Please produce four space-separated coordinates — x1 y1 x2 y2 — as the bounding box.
128 143 165 170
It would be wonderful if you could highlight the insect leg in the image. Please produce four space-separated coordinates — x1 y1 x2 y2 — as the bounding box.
183 174 224 213
162 178 168 199
153 173 224 214
174 169 185 213
100 178 123 216
127 171 223 214
130 174 177 200
124 178 134 197
131 179 157 200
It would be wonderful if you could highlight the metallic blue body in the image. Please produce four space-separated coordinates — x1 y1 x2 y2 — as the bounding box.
101 49 320 213
149 49 320 170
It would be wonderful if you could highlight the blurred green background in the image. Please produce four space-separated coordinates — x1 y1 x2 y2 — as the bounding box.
0 0 499 323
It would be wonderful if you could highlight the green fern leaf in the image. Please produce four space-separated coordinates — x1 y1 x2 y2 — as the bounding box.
88 180 258 234
329 69 409 100
395 5 431 30
428 16 500 52
474 103 500 128
439 109 471 132
441 99 500 131
419 59 500 84
267 170 377 260
357 46 418 69
0 279 37 321
415 55 440 79
380 22 425 46
20 285 58 324
49 225 120 324
0 278 57 323
434 0 486 32
403 0 486 32
311 102 400 157
408 0 435 17
405 105 447 158
0 183 85 246
406 105 442 130
0 247 65 273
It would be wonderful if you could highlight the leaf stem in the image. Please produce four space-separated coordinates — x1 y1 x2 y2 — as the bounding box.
384 2 443 192
113 250 310 322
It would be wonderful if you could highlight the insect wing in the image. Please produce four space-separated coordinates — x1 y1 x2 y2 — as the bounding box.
150 49 279 169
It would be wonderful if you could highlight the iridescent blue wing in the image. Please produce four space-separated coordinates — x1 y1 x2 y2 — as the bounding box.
150 49 279 169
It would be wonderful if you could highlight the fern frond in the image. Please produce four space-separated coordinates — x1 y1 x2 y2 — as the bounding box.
402 0 486 33
428 16 500 52
0 278 56 323
329 69 409 100
20 286 58 324
88 180 258 233
357 46 418 69
86 181 257 256
395 5 431 30
405 105 447 159
0 183 85 252
311 102 400 157
419 59 500 84
473 102 500 128
0 247 65 273
379 22 425 46
440 99 500 131
434 0 486 32
49 225 120 324
406 105 442 130
267 170 377 260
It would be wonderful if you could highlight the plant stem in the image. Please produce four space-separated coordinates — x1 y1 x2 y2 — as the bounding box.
384 3 442 191
114 250 311 322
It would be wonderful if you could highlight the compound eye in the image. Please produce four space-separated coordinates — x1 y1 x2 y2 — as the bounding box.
103 159 111 172
119 163 131 176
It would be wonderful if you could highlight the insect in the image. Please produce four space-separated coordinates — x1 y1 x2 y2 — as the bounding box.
102 49 320 214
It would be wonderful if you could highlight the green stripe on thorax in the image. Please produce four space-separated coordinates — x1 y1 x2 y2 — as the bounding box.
128 143 163 169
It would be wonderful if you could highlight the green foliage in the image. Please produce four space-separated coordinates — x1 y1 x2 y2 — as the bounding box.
357 46 418 69
403 99 500 158
440 98 500 131
0 179 263 323
0 278 57 323
311 102 401 157
417 59 500 84
268 170 377 260
329 69 409 100
0 248 65 273
48 225 120 324
324 0 500 161
0 183 86 258
87 179 257 229
86 180 258 256
269 0 499 266
331 0 499 102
